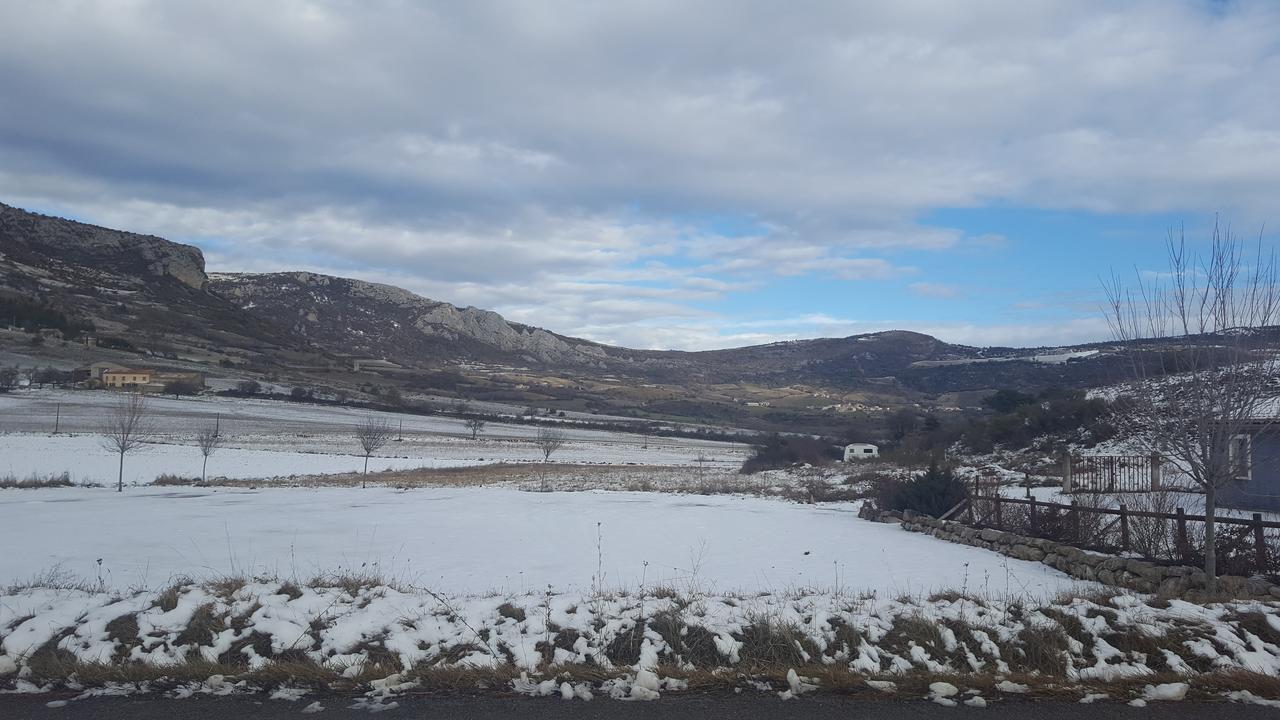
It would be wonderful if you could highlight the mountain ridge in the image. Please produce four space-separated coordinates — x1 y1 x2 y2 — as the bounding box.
0 200 1157 429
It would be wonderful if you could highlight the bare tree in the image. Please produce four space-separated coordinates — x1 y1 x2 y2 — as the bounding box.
1104 222 1279 590
101 393 151 492
535 426 566 462
355 416 393 483
196 423 223 483
465 417 486 440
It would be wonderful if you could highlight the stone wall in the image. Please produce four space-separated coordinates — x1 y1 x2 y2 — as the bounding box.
895 510 1280 600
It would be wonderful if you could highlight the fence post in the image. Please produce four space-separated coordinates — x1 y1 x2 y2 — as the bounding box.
1071 500 1081 542
994 493 1002 529
1119 504 1130 553
966 480 975 525
1175 508 1188 562
1254 513 1268 575
1062 454 1073 493
1029 496 1038 535
1150 453 1161 491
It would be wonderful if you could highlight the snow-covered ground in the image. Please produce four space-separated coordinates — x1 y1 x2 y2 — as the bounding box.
0 389 748 483
0 486 1083 598
3 579 1278 704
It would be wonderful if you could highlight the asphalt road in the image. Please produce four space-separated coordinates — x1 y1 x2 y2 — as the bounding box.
2 694 1277 720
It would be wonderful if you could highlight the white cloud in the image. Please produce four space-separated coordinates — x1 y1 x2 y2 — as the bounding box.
1 1 1277 349
909 282 962 298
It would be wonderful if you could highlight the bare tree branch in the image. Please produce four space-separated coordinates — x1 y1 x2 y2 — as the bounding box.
534 426 566 462
196 424 223 483
100 393 151 492
355 416 393 480
1103 221 1280 590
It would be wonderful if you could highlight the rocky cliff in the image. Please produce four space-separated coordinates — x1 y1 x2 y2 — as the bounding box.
209 271 622 367
0 203 206 289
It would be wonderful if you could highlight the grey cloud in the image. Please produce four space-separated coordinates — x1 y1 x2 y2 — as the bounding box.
2 1 1278 348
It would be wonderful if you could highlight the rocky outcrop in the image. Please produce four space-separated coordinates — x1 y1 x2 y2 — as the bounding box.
0 203 206 289
894 511 1280 601
209 271 617 367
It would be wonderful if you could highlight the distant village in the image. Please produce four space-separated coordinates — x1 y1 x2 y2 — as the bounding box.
0 362 205 394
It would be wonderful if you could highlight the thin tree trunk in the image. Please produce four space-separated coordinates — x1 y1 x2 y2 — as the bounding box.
1204 483 1217 592
202 456 208 483
117 451 124 493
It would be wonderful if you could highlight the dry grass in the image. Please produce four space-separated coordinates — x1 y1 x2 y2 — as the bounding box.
174 603 227 647
1013 625 1071 675
648 608 724 667
199 463 689 488
0 472 74 489
153 577 194 612
496 602 527 623
733 614 821 669
6 567 104 594
152 473 201 486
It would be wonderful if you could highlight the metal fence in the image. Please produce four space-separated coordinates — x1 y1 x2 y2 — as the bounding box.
1065 454 1161 493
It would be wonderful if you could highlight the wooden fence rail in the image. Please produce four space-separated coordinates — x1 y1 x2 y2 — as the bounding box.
957 484 1278 576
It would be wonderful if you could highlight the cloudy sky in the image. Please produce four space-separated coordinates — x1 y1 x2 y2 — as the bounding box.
2 1 1279 350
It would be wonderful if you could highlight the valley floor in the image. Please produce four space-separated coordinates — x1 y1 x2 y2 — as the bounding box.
0 389 747 485
0 485 1079 597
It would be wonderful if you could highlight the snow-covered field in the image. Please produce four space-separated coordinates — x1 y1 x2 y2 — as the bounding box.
0 390 748 484
0 486 1083 598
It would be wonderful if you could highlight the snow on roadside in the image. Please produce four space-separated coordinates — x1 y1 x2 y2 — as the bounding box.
1 581 1277 701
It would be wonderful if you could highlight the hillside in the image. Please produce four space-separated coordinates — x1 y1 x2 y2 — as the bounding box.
0 202 313 365
0 200 1168 429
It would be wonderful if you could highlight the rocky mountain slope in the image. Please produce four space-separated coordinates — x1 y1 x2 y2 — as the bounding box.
0 201 1152 426
208 271 628 368
0 202 308 360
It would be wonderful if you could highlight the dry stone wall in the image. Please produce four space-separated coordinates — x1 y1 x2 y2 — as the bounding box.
893 510 1280 600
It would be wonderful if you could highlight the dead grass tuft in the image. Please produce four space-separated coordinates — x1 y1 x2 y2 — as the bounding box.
733 614 820 669
174 603 228 647
0 472 74 489
6 567 103 594
277 581 303 600
886 614 945 653
649 608 723 667
104 612 140 661
1013 625 1070 675
1229 611 1280 647
496 602 526 623
605 621 648 666
154 577 194 612
216 630 275 666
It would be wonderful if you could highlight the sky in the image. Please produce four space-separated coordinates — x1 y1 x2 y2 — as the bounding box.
2 0 1279 351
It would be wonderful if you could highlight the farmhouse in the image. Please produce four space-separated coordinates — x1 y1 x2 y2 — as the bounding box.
843 443 879 461
1218 423 1280 512
101 368 153 389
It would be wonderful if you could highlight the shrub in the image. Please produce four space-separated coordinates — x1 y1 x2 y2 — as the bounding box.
0 472 74 489
164 379 202 397
872 461 967 518
153 474 199 486
739 434 836 474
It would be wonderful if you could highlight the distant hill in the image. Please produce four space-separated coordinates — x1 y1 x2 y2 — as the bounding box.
0 200 1217 430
